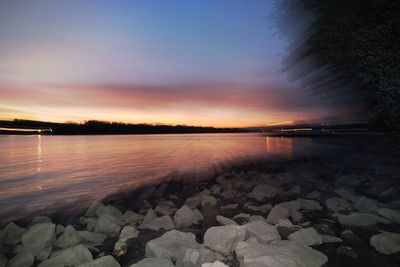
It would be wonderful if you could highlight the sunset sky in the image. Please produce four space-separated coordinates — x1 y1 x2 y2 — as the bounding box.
0 0 327 127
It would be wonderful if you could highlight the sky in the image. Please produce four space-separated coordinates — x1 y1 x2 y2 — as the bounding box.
0 0 327 127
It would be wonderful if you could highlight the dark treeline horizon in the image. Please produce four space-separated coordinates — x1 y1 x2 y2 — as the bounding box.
0 119 252 135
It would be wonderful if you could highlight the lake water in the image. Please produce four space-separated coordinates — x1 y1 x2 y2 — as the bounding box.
0 133 346 222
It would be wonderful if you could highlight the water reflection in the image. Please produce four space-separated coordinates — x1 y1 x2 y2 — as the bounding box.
0 133 333 222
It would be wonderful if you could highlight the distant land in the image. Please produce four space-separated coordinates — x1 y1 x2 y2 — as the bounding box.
0 119 253 135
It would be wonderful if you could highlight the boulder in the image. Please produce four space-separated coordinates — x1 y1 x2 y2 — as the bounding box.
38 244 93 267
94 214 121 236
249 185 282 201
201 261 228 267
287 227 323 246
249 216 266 222
7 248 34 267
174 205 201 228
118 225 138 243
140 209 158 226
185 195 203 209
78 231 107 247
235 240 327 267
78 255 121 267
140 215 174 231
155 201 177 216
298 199 322 211
354 196 378 213
334 212 390 226
326 198 351 212
245 221 281 244
122 211 144 225
22 222 56 257
370 232 400 255
30 216 52 225
204 225 246 255
95 205 122 220
266 205 290 224
201 196 217 207
377 208 400 224
85 202 105 217
56 225 82 249
0 222 26 246
216 215 237 226
81 218 97 231
145 230 200 260
176 248 221 267
56 224 65 235
131 258 174 267
279 200 300 212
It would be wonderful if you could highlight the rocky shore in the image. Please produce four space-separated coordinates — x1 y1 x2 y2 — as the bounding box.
1 153 400 267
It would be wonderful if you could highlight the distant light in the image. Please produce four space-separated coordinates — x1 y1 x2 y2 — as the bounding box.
266 121 294 126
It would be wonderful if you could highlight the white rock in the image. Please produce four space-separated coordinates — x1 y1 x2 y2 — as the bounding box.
354 196 378 213
118 225 138 243
235 240 328 267
276 219 293 229
0 222 26 246
334 212 390 226
78 255 121 267
185 195 203 209
7 248 34 267
30 216 52 225
94 214 121 236
22 222 56 257
245 221 281 244
216 215 238 226
122 211 144 225
266 205 290 224
56 225 82 249
233 213 251 221
78 231 107 247
56 224 65 235
145 230 200 260
201 261 228 267
279 200 300 212
140 209 157 226
141 215 174 231
85 202 105 217
204 225 246 255
174 205 201 228
38 244 93 267
201 195 217 207
193 209 204 222
250 185 282 201
81 217 97 231
370 232 400 255
155 201 177 216
287 227 323 246
95 205 122 220
176 248 221 267
298 199 322 211
131 258 174 267
377 208 400 224
326 198 351 212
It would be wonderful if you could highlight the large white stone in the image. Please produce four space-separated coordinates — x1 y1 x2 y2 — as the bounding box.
38 244 93 267
266 205 290 224
377 208 400 224
22 222 56 257
141 215 174 231
0 222 26 246
78 255 121 267
130 258 174 267
334 212 390 226
95 205 122 220
7 248 34 267
287 227 323 246
56 225 82 249
201 261 228 267
249 185 282 201
370 232 400 255
204 225 246 255
235 240 328 267
176 248 221 267
174 205 201 228
119 225 138 243
122 211 144 225
326 198 351 212
78 231 107 247
245 221 281 244
146 230 200 260
94 214 121 236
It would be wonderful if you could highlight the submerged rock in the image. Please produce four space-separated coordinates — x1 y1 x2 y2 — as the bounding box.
370 232 400 255
235 240 327 267
38 244 93 267
145 230 200 260
78 255 121 267
131 258 174 267
204 225 246 255
287 227 323 246
326 198 351 212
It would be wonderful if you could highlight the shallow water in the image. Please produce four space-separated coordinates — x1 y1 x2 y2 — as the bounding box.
0 133 346 221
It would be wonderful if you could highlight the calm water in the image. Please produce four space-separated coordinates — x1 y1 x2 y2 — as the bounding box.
0 133 344 221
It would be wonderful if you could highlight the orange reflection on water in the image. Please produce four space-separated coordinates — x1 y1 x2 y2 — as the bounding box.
265 136 294 159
